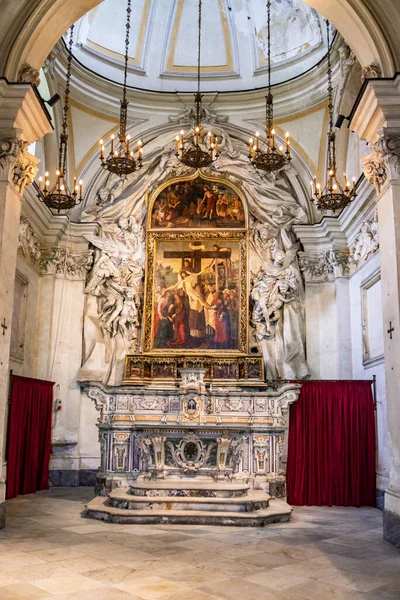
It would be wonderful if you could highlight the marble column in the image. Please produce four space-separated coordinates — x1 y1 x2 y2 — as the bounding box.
0 80 51 527
352 76 400 546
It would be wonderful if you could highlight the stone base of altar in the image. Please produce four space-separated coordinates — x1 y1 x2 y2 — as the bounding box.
85 479 292 526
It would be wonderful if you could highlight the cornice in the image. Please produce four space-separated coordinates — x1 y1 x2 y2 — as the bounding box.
50 39 343 123
0 79 52 142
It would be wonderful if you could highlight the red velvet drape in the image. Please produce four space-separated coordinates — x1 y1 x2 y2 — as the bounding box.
286 381 376 507
6 375 54 500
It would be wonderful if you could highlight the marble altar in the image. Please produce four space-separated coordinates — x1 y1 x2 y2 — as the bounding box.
84 367 300 525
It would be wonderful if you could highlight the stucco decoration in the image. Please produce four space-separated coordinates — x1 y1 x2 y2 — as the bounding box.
80 216 145 384
80 128 308 384
40 247 93 280
361 63 382 82
18 216 41 264
298 250 350 282
350 210 379 269
18 63 40 86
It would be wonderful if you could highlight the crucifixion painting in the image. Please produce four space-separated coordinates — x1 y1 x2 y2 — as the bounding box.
152 238 241 351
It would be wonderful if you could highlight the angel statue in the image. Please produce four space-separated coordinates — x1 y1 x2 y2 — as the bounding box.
251 238 309 381
79 218 144 384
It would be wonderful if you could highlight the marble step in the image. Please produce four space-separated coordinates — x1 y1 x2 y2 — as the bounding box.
85 495 292 527
129 480 250 498
108 488 270 513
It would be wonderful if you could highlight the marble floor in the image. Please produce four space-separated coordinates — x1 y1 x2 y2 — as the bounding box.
1 488 400 600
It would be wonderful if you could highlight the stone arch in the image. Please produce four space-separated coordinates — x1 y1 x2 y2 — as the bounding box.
0 0 398 81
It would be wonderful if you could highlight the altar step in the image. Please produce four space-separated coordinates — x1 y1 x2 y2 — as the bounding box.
129 480 250 498
85 495 292 527
108 488 270 513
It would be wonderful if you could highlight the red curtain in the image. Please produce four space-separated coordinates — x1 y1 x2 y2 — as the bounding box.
286 381 376 507
6 375 54 500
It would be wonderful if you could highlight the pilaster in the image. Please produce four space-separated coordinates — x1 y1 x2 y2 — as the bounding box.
0 81 51 526
352 77 400 546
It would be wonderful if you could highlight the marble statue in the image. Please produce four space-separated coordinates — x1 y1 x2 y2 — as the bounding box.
80 216 144 384
250 236 309 381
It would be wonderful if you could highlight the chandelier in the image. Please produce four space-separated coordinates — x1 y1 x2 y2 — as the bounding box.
99 0 143 176
37 25 83 213
175 0 218 169
248 1 291 173
310 20 357 213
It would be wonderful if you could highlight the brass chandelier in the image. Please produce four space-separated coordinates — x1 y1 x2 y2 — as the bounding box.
99 0 143 176
249 0 291 173
37 25 83 213
310 20 356 213
175 0 219 168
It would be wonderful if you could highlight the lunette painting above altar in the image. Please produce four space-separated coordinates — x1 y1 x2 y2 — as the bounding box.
77 127 310 386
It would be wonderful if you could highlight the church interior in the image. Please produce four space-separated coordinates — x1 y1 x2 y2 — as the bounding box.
1 0 400 598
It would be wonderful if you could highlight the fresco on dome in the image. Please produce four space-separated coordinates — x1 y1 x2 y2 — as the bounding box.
150 178 245 229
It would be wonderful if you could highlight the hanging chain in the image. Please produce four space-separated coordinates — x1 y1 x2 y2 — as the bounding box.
326 19 336 173
59 24 74 174
120 0 132 142
195 0 202 127
266 0 273 135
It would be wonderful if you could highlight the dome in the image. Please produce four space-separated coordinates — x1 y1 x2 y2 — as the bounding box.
71 0 329 93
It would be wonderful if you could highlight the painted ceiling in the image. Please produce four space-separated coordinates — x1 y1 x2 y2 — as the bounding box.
71 0 329 92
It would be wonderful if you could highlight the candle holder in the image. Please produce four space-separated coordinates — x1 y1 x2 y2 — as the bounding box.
248 2 291 174
98 0 143 177
176 124 219 169
310 21 357 213
36 26 83 212
175 1 219 170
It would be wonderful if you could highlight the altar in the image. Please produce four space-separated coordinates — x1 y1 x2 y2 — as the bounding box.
84 361 300 525
81 171 307 525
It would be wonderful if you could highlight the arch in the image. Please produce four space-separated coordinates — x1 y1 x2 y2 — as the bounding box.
0 0 398 81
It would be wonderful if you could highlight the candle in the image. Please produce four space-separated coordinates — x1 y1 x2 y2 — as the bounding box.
249 138 253 157
126 134 130 153
352 176 356 192
310 181 314 197
111 135 114 154
175 135 179 154
99 139 104 160
255 131 260 151
56 170 60 192
180 130 184 146
207 131 212 148
317 183 321 197
271 128 275 148
45 178 49 193
215 136 219 155
38 176 42 192
79 180 83 198
285 132 290 154
343 171 347 187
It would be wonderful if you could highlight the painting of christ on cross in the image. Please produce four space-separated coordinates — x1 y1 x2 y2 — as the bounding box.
148 237 243 352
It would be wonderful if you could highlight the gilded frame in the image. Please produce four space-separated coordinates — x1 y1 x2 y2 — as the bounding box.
143 230 248 354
